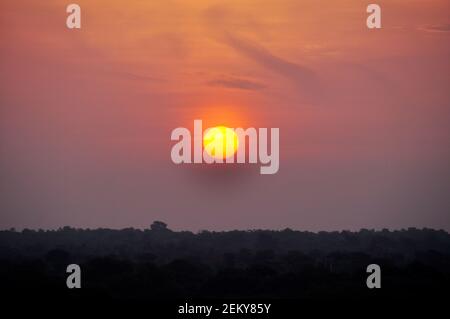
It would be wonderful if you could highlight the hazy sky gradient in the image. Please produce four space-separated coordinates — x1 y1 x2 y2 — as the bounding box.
1 0 449 231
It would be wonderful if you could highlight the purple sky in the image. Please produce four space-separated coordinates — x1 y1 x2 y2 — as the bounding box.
1 0 449 231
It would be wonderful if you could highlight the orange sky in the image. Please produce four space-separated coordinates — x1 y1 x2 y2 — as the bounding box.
0 0 449 231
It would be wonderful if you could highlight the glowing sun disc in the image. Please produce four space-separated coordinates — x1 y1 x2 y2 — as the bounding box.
203 126 239 160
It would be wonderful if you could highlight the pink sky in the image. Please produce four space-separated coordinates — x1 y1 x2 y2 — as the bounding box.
1 0 449 231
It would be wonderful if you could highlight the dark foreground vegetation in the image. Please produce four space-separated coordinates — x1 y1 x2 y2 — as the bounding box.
0 222 449 301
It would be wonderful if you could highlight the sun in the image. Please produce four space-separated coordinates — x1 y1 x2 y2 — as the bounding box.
203 126 239 160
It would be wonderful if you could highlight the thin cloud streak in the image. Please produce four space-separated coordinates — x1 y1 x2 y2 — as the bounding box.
207 76 265 90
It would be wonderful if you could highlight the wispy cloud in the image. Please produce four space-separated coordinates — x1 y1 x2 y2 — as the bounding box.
224 34 316 83
207 76 265 90
222 33 321 101
418 23 450 33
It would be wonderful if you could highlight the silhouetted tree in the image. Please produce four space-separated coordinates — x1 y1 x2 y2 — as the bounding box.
0 226 449 300
150 221 169 231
